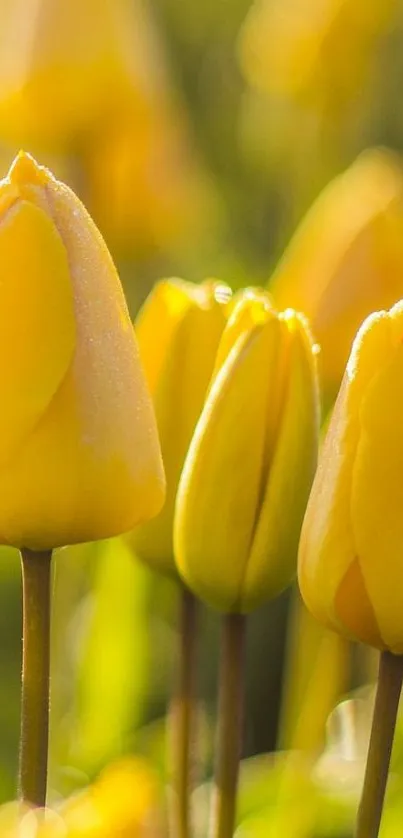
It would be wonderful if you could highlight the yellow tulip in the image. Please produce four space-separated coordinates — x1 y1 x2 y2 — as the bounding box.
270 149 403 403
88 110 218 256
130 278 232 574
59 757 162 837
298 300 403 653
240 0 395 104
174 289 319 612
238 0 397 184
0 0 136 149
0 758 162 837
0 151 165 551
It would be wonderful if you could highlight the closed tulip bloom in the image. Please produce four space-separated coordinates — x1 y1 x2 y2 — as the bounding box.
174 290 319 612
0 0 137 149
298 300 403 653
88 111 218 257
270 150 403 402
240 0 393 104
0 152 165 550
130 278 232 574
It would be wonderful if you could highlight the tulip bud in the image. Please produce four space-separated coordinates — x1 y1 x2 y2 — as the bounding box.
130 278 232 575
174 290 319 612
0 151 165 550
240 0 393 104
0 0 137 149
270 149 403 403
299 300 403 654
87 107 218 258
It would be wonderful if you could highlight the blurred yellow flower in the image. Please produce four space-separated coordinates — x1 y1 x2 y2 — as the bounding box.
0 758 163 837
270 149 403 402
239 0 395 105
299 300 403 652
59 758 163 837
87 110 218 258
175 289 319 612
0 151 164 550
131 278 231 574
0 0 219 255
88 109 218 256
278 591 348 754
82 0 219 257
0 803 30 838
0 0 139 150
238 0 398 211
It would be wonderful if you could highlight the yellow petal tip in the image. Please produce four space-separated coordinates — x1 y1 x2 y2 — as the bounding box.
8 151 49 189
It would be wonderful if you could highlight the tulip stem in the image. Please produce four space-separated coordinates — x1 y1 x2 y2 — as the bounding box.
19 548 52 808
211 613 246 838
170 585 199 838
356 650 403 838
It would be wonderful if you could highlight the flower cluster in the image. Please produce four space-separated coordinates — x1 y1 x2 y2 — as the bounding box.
0 6 402 833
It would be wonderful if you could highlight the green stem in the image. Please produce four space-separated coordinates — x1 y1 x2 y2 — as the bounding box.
356 650 403 838
19 548 52 807
211 613 246 838
170 585 198 838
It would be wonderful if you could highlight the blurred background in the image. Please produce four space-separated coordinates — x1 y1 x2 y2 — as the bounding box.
2 0 403 835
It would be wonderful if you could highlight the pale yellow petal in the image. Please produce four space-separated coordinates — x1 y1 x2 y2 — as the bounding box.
243 313 319 610
0 156 165 549
135 279 198 395
271 149 403 398
0 198 75 465
133 284 227 571
334 559 383 649
352 313 403 652
298 373 357 630
299 306 394 638
175 319 284 611
0 0 136 147
213 287 274 375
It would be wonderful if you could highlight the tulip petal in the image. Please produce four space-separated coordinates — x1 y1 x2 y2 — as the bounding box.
334 558 383 649
270 150 403 400
175 318 284 611
298 373 357 630
0 0 136 147
0 198 75 465
133 281 228 571
213 288 274 375
243 314 319 610
135 279 197 394
0 167 165 549
352 329 403 652
299 308 394 638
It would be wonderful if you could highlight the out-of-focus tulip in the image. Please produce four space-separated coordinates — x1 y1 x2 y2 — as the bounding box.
270 150 403 402
59 758 163 837
299 300 403 653
0 758 163 837
278 591 348 753
0 0 138 149
130 278 232 575
238 0 398 220
174 289 319 612
88 109 219 257
84 0 220 257
239 0 394 105
0 151 164 550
